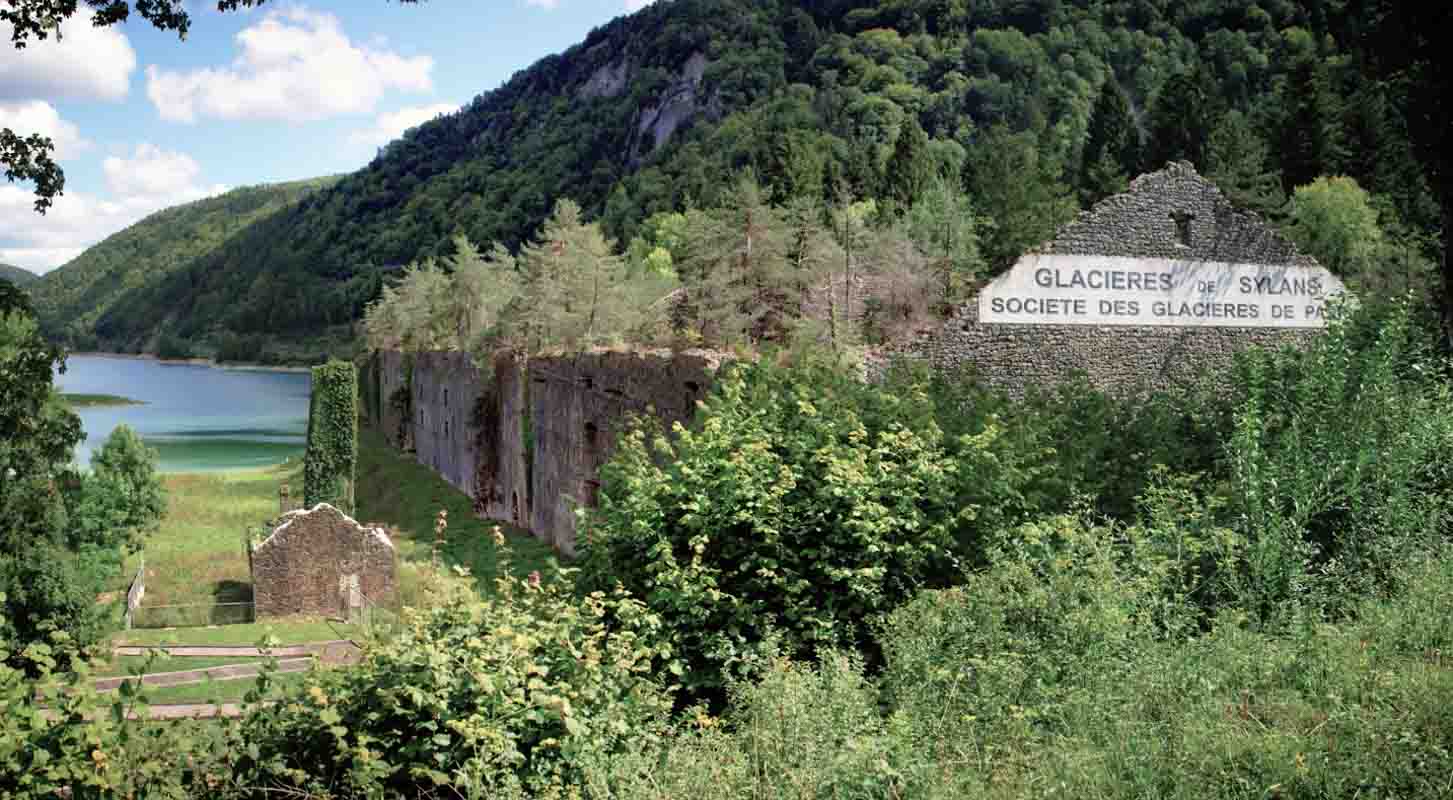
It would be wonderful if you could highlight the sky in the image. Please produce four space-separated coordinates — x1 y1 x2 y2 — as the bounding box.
0 0 657 274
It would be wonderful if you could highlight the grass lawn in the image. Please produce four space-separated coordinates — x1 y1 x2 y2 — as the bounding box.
351 424 559 594
125 670 314 705
115 619 361 648
132 464 294 610
95 654 271 678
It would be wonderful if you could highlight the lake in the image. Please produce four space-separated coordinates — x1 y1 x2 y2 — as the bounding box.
58 355 313 473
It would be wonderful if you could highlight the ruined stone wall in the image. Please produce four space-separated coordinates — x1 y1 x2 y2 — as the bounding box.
377 350 410 449
484 354 530 527
881 162 1327 397
529 352 716 556
252 504 397 619
411 352 485 501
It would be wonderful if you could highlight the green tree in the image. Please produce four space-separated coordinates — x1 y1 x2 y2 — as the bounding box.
0 289 155 665
1144 66 1216 170
673 176 793 346
66 426 164 553
1078 78 1140 205
966 126 1076 269
1274 30 1349 194
903 176 983 302
1355 0 1451 338
884 117 934 211
1286 176 1383 280
1205 110 1285 218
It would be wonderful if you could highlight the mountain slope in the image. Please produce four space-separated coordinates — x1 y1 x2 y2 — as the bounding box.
0 264 38 288
31 177 338 352
63 0 1443 356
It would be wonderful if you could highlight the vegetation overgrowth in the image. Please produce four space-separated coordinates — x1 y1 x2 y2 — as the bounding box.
0 282 166 671
303 360 359 514
6 296 1453 796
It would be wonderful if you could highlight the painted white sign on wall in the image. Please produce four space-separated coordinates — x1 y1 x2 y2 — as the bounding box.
978 254 1345 328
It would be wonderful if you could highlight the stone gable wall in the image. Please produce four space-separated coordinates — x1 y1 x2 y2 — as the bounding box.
252 504 397 619
881 162 1327 397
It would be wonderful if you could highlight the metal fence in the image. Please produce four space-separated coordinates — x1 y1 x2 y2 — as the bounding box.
357 590 402 640
128 601 256 629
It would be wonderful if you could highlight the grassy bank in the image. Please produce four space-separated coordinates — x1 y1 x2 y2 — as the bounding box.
61 392 144 407
353 424 558 595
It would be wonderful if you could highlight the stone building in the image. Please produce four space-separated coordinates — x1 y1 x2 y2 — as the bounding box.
881 161 1343 396
251 503 397 620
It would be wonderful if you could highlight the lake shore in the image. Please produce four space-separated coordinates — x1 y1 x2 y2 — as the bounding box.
61 392 146 407
67 350 313 374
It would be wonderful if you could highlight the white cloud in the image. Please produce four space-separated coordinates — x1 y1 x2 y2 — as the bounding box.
103 144 204 198
526 0 561 8
146 7 434 123
0 101 91 160
624 0 656 10
0 15 136 101
1 143 227 274
347 102 457 151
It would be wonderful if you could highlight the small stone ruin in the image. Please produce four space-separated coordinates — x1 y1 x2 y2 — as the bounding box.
250 503 397 620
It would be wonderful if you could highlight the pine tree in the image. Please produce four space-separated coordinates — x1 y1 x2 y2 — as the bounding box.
1274 29 1349 194
1205 111 1286 218
1078 78 1140 205
904 176 983 303
1144 66 1217 170
884 118 934 211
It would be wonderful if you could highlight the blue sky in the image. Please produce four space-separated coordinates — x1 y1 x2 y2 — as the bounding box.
1 0 656 273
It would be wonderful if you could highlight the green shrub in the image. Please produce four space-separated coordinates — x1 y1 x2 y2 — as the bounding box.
1219 297 1453 620
578 357 964 700
0 624 225 798
232 534 673 798
879 513 1177 751
304 360 358 513
579 649 910 800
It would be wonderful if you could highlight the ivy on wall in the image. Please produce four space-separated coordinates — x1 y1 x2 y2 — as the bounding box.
305 360 359 513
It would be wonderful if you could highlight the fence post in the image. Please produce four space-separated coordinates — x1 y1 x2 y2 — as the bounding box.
124 554 145 631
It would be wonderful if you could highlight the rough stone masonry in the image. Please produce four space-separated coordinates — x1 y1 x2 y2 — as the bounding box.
881 161 1342 396
251 503 397 620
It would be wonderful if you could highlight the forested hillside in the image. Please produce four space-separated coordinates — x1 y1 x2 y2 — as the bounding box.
29 177 337 357
0 264 37 288
49 0 1445 359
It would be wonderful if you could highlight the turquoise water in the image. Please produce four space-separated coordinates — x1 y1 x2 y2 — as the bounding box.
57 355 312 473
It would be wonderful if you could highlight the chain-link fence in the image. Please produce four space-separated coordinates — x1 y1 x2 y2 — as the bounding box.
128 601 256 629
357 591 402 640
